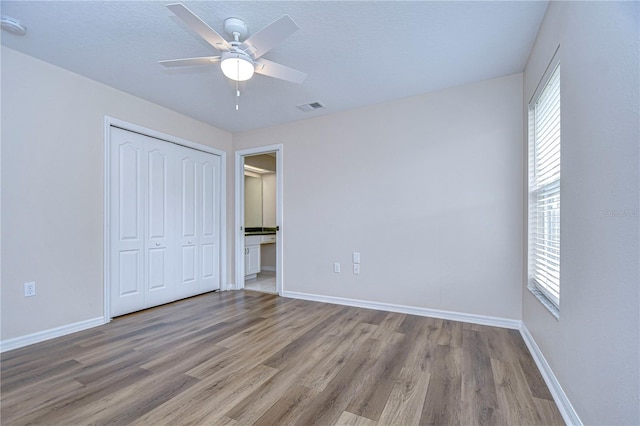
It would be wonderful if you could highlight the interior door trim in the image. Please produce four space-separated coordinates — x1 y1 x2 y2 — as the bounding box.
235 145 283 295
103 116 227 323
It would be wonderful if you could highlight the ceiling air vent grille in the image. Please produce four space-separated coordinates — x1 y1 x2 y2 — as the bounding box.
296 101 325 112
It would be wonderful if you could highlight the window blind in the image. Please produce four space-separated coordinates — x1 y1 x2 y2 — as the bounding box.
529 64 561 307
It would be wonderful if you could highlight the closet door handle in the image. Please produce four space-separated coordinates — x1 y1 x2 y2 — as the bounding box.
188 240 192 245
155 242 160 246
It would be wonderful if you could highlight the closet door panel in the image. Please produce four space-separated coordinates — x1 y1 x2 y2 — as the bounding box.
119 144 141 241
144 139 175 307
110 129 145 317
199 153 220 291
175 148 199 298
148 248 166 289
118 250 141 296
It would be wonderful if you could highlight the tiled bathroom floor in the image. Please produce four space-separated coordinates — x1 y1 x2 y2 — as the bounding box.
244 271 276 294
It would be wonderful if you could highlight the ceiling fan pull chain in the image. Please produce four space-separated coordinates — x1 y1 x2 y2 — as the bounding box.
236 76 240 111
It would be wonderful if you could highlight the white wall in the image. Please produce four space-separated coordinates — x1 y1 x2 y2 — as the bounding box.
260 243 276 270
261 172 278 270
245 154 276 172
1 47 232 341
262 173 277 228
522 2 639 424
244 174 263 227
234 74 524 320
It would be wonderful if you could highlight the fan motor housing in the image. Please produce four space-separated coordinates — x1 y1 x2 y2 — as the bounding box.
224 18 248 40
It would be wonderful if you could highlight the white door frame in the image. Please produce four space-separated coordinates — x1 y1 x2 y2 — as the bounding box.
235 144 283 295
103 116 227 323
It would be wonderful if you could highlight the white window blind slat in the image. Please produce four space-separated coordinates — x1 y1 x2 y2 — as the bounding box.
529 63 561 309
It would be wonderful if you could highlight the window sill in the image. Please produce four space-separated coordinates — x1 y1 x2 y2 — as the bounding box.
528 287 560 320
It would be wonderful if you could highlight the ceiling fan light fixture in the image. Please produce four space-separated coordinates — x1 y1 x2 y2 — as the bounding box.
221 51 254 81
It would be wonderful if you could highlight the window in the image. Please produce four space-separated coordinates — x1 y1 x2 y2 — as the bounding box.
528 63 561 313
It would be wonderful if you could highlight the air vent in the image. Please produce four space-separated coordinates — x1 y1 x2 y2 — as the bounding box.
296 101 326 112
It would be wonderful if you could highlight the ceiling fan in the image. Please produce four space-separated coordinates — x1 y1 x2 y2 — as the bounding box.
159 3 306 85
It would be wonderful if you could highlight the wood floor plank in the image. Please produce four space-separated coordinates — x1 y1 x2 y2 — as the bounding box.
461 329 500 425
11 367 154 425
223 372 314 424
335 411 379 426
376 314 439 425
73 349 151 386
377 369 431 425
131 364 278 425
437 319 464 347
261 306 351 369
0 291 564 425
345 334 412 420
532 396 566 426
369 312 406 345
420 345 463 425
81 373 200 426
0 358 82 393
491 357 546 425
184 304 345 384
224 321 375 424
250 384 315 425
293 321 377 392
216 300 344 351
0 376 85 424
294 337 388 425
507 329 556 401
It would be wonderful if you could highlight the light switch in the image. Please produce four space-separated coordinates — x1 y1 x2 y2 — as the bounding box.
352 252 360 264
334 262 341 273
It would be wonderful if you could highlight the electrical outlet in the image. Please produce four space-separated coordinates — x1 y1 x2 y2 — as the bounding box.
24 281 36 297
334 262 341 273
353 264 360 275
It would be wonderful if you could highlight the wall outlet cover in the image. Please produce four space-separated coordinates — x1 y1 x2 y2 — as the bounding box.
24 281 36 297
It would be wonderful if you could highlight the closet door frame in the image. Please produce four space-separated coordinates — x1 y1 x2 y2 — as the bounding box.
103 117 227 323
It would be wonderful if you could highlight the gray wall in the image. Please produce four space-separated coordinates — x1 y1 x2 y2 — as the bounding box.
1 47 232 340
522 2 639 424
234 73 525 320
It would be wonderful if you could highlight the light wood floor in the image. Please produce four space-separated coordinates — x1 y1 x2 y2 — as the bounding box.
1 291 564 425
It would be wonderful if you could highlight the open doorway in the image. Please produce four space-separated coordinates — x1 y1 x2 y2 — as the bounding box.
235 145 283 295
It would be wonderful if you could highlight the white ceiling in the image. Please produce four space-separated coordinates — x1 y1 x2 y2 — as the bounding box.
1 1 548 133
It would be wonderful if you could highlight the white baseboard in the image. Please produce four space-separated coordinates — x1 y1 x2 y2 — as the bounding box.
281 291 521 329
0 317 105 353
261 266 276 272
519 324 582 426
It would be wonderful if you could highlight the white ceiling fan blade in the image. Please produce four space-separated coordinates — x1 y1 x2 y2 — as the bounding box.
159 56 221 67
254 58 306 84
167 3 231 51
240 15 299 59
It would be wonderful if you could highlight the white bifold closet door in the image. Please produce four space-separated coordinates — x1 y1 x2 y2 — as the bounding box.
109 127 220 317
174 146 220 299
